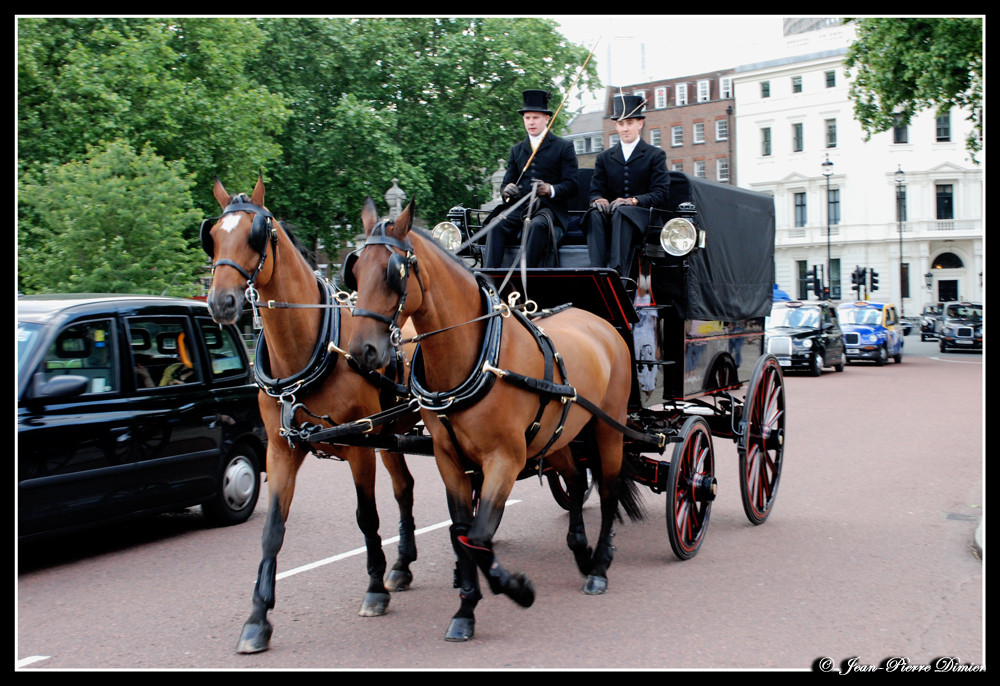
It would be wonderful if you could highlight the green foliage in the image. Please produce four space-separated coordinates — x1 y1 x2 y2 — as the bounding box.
247 17 599 256
18 140 206 296
17 16 599 292
844 17 982 161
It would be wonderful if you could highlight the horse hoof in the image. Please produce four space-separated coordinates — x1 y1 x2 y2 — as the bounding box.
359 591 391 617
385 569 413 592
508 573 535 608
236 621 273 654
444 617 475 641
582 575 608 595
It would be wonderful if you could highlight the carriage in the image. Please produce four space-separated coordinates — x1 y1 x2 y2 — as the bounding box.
431 169 785 557
201 169 783 650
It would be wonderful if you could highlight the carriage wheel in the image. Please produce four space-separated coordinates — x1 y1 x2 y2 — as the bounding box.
738 355 786 525
546 467 595 511
666 416 717 560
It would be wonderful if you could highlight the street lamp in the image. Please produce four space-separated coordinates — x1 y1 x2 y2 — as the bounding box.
822 154 834 299
895 165 906 315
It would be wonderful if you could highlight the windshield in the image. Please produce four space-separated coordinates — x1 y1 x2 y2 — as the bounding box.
767 306 820 329
945 304 982 320
840 307 880 325
17 322 44 377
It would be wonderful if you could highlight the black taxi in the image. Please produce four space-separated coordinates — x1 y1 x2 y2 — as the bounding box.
17 294 267 539
765 300 845 376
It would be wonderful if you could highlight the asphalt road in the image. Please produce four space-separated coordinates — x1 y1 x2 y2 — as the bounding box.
16 335 984 671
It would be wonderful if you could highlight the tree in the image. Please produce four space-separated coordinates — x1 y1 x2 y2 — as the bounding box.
844 17 983 162
248 17 599 257
18 139 206 296
17 17 291 216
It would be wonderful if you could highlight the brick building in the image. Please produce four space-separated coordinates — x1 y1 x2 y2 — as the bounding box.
599 70 736 184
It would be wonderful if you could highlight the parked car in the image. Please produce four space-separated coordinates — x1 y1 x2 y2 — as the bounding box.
838 301 905 365
920 302 945 341
936 302 983 353
17 294 267 540
765 300 845 376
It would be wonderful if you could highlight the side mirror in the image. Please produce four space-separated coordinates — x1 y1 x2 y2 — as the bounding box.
29 373 89 403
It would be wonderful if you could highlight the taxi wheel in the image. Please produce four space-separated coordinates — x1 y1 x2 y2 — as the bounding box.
204 443 261 526
875 345 888 366
834 352 845 372
809 353 823 377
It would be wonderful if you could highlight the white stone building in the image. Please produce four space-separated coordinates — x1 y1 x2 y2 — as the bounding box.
732 22 983 316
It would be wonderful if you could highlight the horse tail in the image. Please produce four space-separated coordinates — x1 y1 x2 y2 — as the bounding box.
614 456 646 523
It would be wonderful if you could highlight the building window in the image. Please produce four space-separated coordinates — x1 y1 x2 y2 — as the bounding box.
936 112 951 141
592 135 603 153
676 84 688 106
893 114 908 144
901 263 910 300
715 119 728 141
671 161 684 172
632 89 647 104
797 260 809 300
761 127 772 156
573 139 586 155
825 70 836 87
671 125 683 147
794 192 807 227
830 259 842 299
825 118 837 148
720 77 732 99
792 75 803 93
654 86 668 109
716 158 729 182
694 160 706 178
697 79 711 102
761 81 770 98
828 188 841 225
650 128 661 147
936 184 954 219
609 134 620 147
792 122 804 152
693 122 705 144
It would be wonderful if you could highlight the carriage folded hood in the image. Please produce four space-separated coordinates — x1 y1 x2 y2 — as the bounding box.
668 174 776 322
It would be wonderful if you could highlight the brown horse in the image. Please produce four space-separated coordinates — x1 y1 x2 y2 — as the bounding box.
203 177 419 654
346 197 645 641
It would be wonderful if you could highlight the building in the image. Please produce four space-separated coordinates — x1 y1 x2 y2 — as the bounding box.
732 20 983 314
596 71 735 184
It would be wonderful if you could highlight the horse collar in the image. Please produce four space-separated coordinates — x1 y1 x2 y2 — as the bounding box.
408 277 503 412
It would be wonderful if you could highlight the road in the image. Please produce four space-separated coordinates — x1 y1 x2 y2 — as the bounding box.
17 336 983 671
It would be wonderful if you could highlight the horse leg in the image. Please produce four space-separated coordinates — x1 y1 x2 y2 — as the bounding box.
457 459 535 609
443 478 482 642
346 448 393 617
379 450 417 592
237 444 306 654
583 428 628 596
547 446 594 575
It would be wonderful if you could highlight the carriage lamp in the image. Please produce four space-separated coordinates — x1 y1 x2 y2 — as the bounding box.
659 217 699 256
431 221 463 252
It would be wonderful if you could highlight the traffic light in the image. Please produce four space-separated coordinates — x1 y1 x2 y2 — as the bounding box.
806 267 822 299
869 269 879 292
851 266 866 298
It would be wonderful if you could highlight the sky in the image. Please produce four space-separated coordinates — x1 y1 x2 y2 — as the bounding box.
551 14 789 110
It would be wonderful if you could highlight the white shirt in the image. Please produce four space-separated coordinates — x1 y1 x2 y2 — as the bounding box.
620 139 639 162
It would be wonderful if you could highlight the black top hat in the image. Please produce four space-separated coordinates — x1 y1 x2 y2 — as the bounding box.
611 93 646 120
518 89 553 115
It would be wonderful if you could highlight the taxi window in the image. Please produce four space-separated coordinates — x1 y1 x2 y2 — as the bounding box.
125 317 201 389
197 318 249 378
42 319 118 394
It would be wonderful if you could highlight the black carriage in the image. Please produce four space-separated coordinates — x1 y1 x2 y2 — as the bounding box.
434 170 784 559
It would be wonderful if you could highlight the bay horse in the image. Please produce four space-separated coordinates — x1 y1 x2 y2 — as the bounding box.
203 176 419 654
345 197 645 641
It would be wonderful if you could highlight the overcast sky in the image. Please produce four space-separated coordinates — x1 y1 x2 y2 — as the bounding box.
551 14 789 110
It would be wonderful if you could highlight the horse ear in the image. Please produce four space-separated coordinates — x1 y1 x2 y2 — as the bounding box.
251 173 266 206
361 197 379 235
391 200 415 239
213 177 230 210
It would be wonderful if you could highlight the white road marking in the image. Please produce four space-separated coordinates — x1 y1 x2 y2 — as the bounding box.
275 499 522 581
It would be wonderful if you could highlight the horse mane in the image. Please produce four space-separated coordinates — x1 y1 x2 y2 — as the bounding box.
228 192 315 268
410 225 474 274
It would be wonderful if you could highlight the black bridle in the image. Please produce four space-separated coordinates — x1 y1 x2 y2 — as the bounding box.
345 221 423 347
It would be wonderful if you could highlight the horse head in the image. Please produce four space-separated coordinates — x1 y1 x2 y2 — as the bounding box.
203 175 276 324
346 197 420 372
